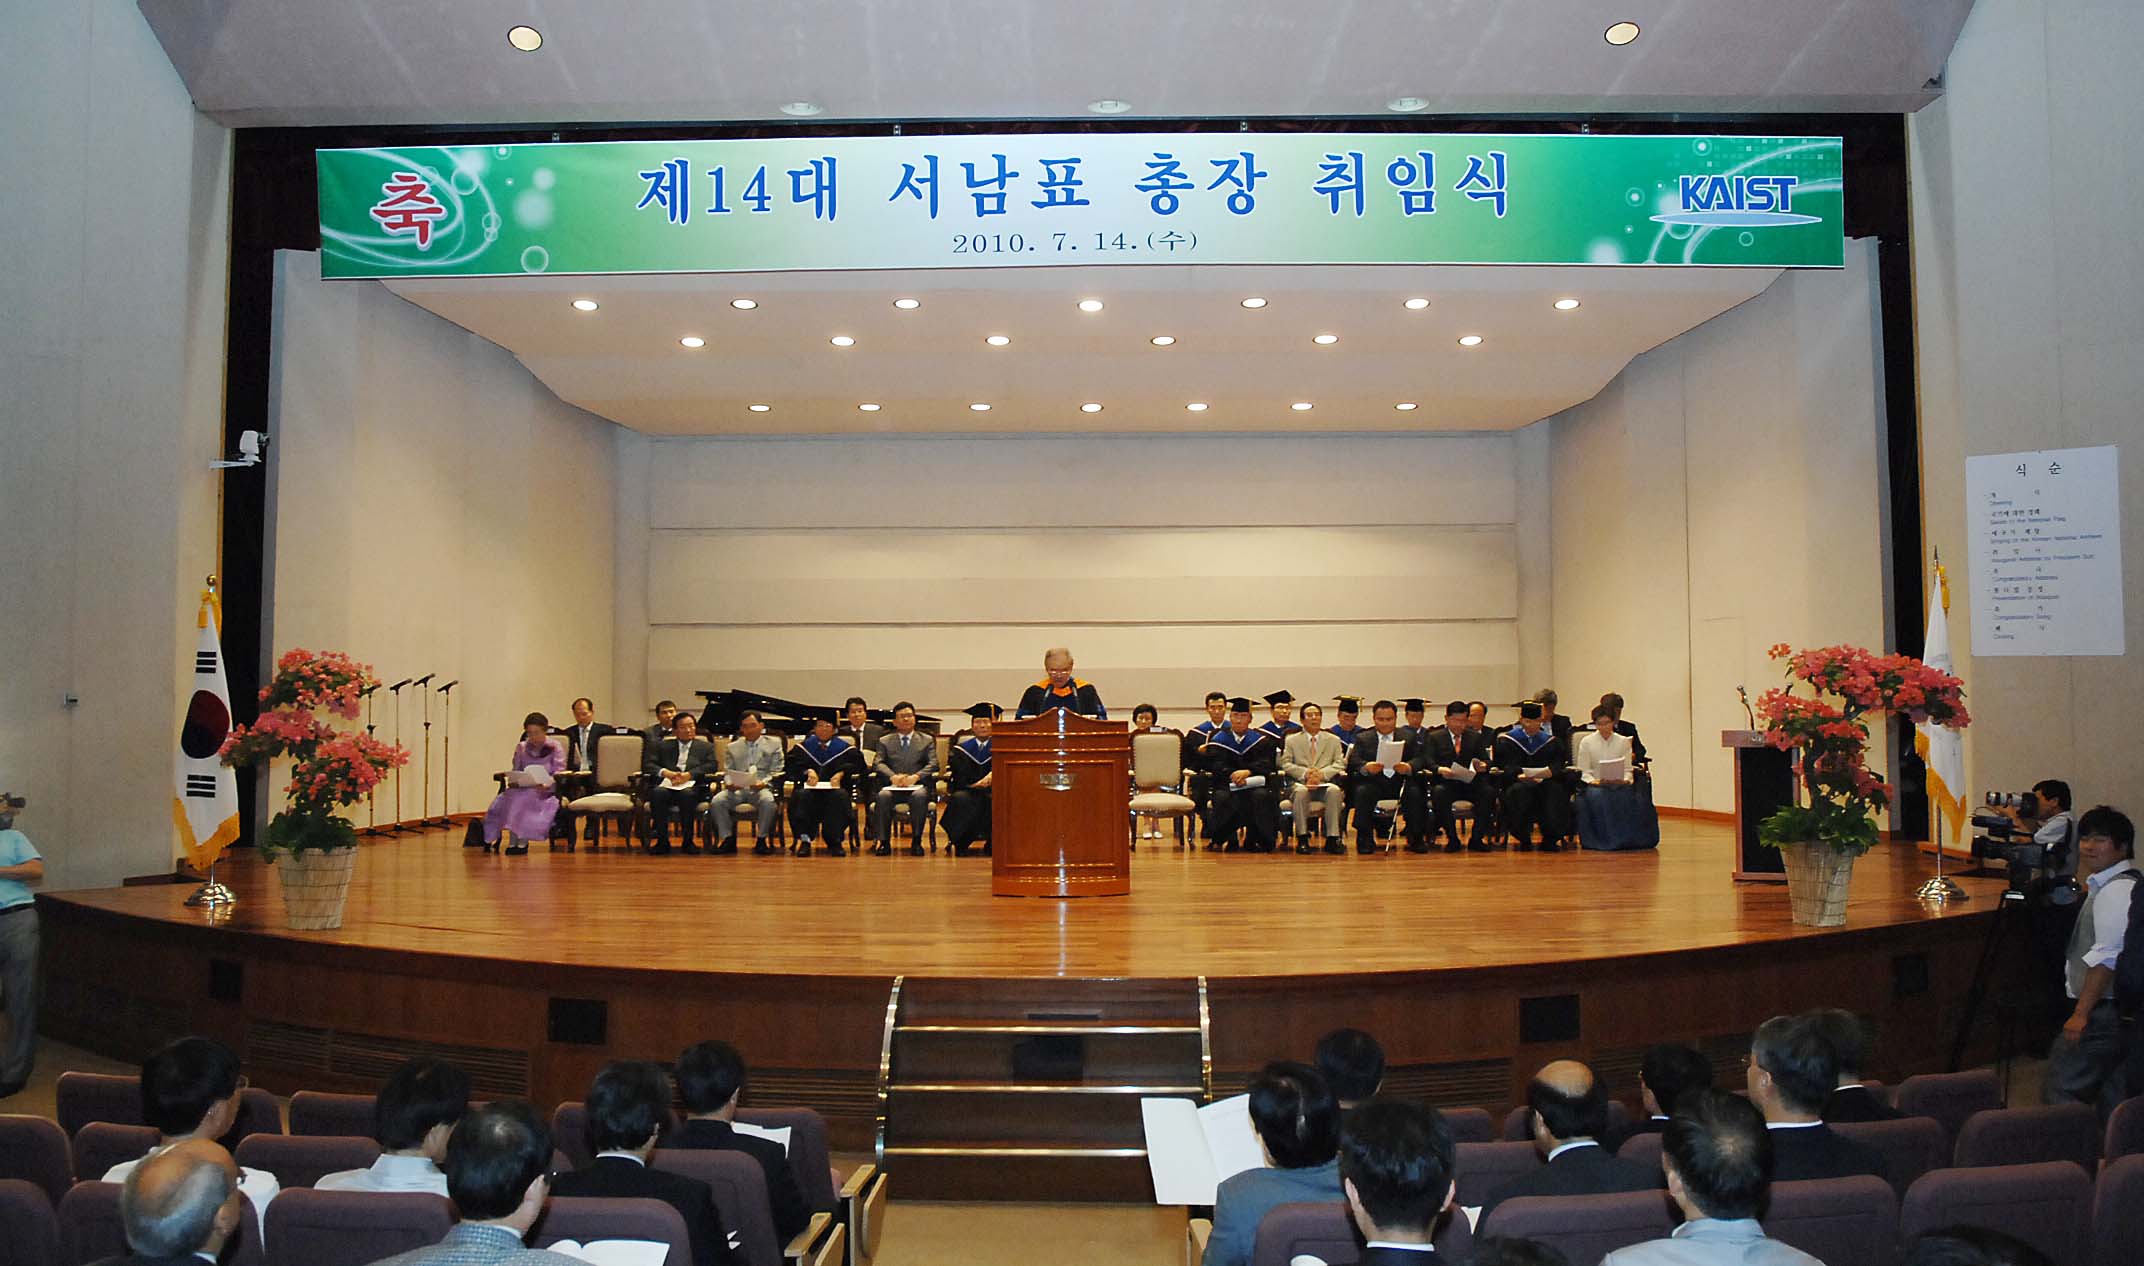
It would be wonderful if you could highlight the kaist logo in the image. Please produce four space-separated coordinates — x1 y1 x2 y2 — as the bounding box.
1651 174 1820 228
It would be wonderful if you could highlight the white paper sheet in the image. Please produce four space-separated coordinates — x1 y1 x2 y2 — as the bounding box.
722 770 754 789
510 764 554 788
1597 756 1629 784
801 782 842 791
1142 1094 1265 1206
1376 739 1405 774
1441 764 1476 784
1522 766 1550 780
545 1240 670 1266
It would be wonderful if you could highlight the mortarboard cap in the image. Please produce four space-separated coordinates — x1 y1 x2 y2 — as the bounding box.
1518 701 1544 720
965 702 1002 720
1334 695 1363 712
1401 697 1427 711
1227 696 1254 713
1262 690 1295 706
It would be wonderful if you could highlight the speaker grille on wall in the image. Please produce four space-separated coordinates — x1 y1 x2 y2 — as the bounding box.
1519 994 1581 1044
209 959 243 1003
547 997 609 1046
1892 953 1929 997
1378 1059 1515 1108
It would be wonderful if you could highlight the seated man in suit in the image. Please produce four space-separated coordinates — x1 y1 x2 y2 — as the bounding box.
1809 1009 1902 1123
869 701 938 856
1338 1099 1458 1266
317 1056 469 1195
1203 1062 1343 1266
1185 691 1231 846
1315 1027 1386 1110
1615 1043 1714 1150
1531 687 1574 743
671 1040 811 1245
556 697 617 843
1492 703 1573 851
1600 1090 1823 1266
101 1138 245 1266
837 697 888 752
1420 700 1494 854
1015 645 1107 718
1283 701 1349 854
1746 1013 1886 1182
942 703 998 858
785 715 861 857
706 710 785 856
1348 700 1420 855
550 1061 734 1266
103 1036 277 1232
646 712 714 855
645 700 680 748
368 1102 585 1266
1205 697 1281 853
1481 1059 1660 1220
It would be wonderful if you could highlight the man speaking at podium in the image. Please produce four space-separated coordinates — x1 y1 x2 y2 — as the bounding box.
1015 646 1108 719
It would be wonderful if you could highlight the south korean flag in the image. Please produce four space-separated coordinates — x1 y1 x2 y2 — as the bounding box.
174 591 240 870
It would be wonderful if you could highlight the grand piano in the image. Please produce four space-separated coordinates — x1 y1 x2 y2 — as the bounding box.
692 689 941 738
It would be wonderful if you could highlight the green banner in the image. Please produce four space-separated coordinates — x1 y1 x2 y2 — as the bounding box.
317 132 1843 279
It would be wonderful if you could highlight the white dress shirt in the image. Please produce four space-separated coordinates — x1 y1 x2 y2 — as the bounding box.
106 1144 279 1233
316 1151 450 1195
1575 730 1634 783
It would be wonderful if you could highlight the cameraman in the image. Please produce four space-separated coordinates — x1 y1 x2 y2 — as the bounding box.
0 791 40 1100
2044 805 2135 1114
2001 779 2079 877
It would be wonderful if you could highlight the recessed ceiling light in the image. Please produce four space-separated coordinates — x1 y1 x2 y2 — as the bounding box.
1087 99 1132 115
829 335 855 347
1080 402 1104 413
1312 333 1339 346
1404 297 1431 310
506 25 542 52
570 298 599 312
1395 402 1419 411
1150 335 1176 346
892 298 921 310
969 402 992 412
985 334 1011 347
1605 21 1641 45
747 404 771 413
858 402 881 412
1291 401 1315 412
1457 334 1484 347
779 101 825 117
1078 298 1105 312
1240 297 1268 309
678 336 705 349
730 298 758 310
1386 97 1430 113
1185 402 1209 412
1554 298 1582 311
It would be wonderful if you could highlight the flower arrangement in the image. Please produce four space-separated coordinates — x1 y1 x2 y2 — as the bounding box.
220 649 409 859
1755 643 1970 856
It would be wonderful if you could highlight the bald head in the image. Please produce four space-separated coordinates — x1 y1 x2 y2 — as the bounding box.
1527 1059 1610 1146
1537 1060 1594 1097
121 1139 241 1258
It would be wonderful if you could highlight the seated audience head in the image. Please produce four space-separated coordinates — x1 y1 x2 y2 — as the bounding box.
1468 1239 1574 1266
571 697 595 724
814 714 838 742
1228 697 1254 733
1297 702 1322 733
1467 701 1488 730
1516 701 1545 733
965 702 997 739
1264 690 1295 725
1247 1061 1340 1170
1804 1009 1874 1084
2077 804 2135 873
1314 1027 1386 1107
671 711 698 740
845 697 869 728
1337 1099 1455 1244
1402 698 1426 727
1748 1013 1836 1122
1131 703 1158 730
1533 688 1559 717
1335 697 1360 725
1599 691 1626 719
891 701 917 733
375 1057 472 1160
584 1060 673 1160
1527 1059 1609 1150
739 710 764 740
653 700 678 731
522 712 550 743
1662 1089 1772 1223
141 1035 245 1141
119 1138 243 1261
1590 705 1617 737
676 1039 748 1119
444 1102 555 1231
1372 700 1399 733
1444 700 1469 728
1204 691 1229 725
1901 1227 2056 1266
1638 1043 1714 1119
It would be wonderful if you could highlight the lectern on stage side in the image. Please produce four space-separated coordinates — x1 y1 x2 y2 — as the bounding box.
1723 729 1793 882
991 709 1132 897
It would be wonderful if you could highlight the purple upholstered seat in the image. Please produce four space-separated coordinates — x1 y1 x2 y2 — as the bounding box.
1247 1200 1471 1266
1892 1070 2003 1142
1615 1130 1665 1175
233 1133 383 1190
57 1182 263 1266
1454 1141 1543 1210
2092 1154 2144 1266
1479 1188 1678 1264
0 1180 58 1266
70 1122 159 1182
0 1116 72 1204
1954 1102 2100 1172
1442 1107 1496 1144
1834 1116 1952 1198
532 1195 692 1266
1500 1101 1633 1141
735 1107 838 1213
262 1189 452 1266
287 1090 379 1139
652 1148 779 1266
1899 1161 2093 1266
1760 1174 1900 1266
57 1072 283 1150
2105 1096 2144 1165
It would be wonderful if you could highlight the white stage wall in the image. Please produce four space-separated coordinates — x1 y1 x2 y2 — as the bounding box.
1546 240 1891 815
267 253 619 823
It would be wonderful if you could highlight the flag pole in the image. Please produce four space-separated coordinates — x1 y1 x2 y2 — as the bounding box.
1916 549 1968 904
183 857 236 908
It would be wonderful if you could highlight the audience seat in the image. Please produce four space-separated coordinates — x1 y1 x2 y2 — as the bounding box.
1614 1130 1664 1175
0 1180 58 1266
56 1072 282 1149
734 1108 839 1214
532 1195 692 1266
1834 1116 1952 1198
2105 1096 2144 1165
1129 731 1197 845
1759 1175 1899 1266
1442 1107 1496 1145
1478 1188 1677 1265
286 1090 377 1138
1245 1200 1471 1266
1500 1100 1633 1141
2092 1154 2144 1266
56 1183 262 1266
262 1189 452 1266
1953 1102 2100 1172
1898 1161 2092 1266
0 1116 72 1204
70 1122 159 1182
233 1134 383 1190
652 1149 783 1266
1453 1140 1542 1210
1892 1069 2003 1141
551 1101 598 1172
563 732 649 849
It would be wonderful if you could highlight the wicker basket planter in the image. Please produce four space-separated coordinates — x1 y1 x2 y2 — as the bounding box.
275 845 358 930
1780 842 1856 928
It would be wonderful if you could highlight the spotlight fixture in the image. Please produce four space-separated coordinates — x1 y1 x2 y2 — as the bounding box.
506 25 542 51
1080 402 1104 413
1404 297 1431 310
747 404 771 413
985 334 1011 347
1312 333 1339 346
1554 298 1582 311
1386 97 1430 113
1240 297 1268 309
858 402 882 412
1150 335 1176 346
1077 298 1105 312
779 101 825 117
892 298 921 310
730 298 758 310
570 298 599 312
1291 401 1315 412
1395 402 1419 411
969 402 992 412
1605 21 1641 45
1185 401 1209 412
1457 334 1484 347
830 335 855 347
679 336 706 349
1087 99 1133 115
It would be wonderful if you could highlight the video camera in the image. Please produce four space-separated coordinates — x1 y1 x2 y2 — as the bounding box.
1968 791 2077 905
0 794 21 811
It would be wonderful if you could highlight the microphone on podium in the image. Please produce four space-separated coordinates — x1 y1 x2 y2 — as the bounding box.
1737 684 1756 730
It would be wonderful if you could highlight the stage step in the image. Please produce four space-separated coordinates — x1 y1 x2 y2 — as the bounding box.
878 1143 1159 1203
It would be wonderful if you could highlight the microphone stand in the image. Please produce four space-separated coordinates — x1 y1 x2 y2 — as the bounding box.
387 679 414 832
359 685 383 835
433 680 459 825
413 674 436 829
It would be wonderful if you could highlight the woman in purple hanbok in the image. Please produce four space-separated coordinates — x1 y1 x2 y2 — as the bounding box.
482 712 565 854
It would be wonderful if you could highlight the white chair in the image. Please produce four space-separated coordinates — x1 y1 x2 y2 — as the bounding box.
561 733 646 850
1129 730 1198 845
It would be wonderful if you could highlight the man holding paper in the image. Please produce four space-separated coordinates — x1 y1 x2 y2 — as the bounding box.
869 702 938 856
1419 701 1494 854
646 713 714 855
785 716 862 856
1206 697 1281 853
1348 701 1420 855
706 711 784 855
1492 702 1573 851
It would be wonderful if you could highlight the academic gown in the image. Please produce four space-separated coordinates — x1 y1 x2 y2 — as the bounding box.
784 736 862 847
1183 719 1229 839
1492 724 1573 846
1205 727 1281 851
942 736 994 853
1015 678 1108 719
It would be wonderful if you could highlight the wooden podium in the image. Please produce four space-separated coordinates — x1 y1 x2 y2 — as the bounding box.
990 709 1132 898
1723 729 1792 882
